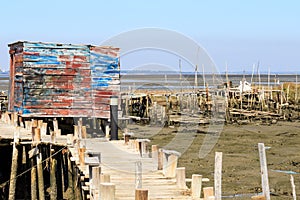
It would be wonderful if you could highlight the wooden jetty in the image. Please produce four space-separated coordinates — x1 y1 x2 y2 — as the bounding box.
0 112 211 199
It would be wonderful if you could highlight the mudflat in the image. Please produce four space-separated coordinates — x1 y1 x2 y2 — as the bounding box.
126 121 300 199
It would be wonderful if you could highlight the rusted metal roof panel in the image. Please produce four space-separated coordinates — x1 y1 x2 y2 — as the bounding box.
8 41 120 118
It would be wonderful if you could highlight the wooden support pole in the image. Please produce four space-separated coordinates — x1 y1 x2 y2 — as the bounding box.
41 123 47 136
74 125 79 140
214 152 222 200
151 145 158 169
36 153 45 200
135 189 148 200
290 175 296 200
105 125 110 138
32 119 38 129
53 118 58 133
25 121 30 130
92 166 101 199
81 126 87 139
67 153 75 199
100 183 115 200
251 195 266 200
176 167 187 189
22 146 26 164
31 167 37 200
67 134 74 146
34 128 41 142
8 131 19 200
50 158 57 200
165 154 178 178
78 118 82 139
191 174 202 198
79 147 86 167
38 120 43 128
18 116 24 127
258 143 270 200
50 131 56 143
100 174 111 183
203 187 214 200
158 149 163 170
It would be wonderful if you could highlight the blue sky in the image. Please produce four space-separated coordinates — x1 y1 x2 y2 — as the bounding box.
0 1 299 73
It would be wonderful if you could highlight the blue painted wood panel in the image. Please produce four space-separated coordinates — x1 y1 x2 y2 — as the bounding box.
8 41 120 118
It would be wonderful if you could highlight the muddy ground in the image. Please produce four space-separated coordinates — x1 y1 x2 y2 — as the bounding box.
125 120 300 199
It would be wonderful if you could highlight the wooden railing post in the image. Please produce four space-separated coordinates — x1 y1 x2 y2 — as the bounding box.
135 188 148 200
191 174 202 198
203 187 214 200
100 183 115 200
176 167 187 189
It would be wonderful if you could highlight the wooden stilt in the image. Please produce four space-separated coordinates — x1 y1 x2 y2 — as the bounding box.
53 118 58 134
38 120 43 128
67 134 74 146
22 146 26 164
74 125 79 140
36 153 45 200
158 149 163 170
50 131 56 143
41 123 47 136
135 188 148 200
8 132 19 200
34 128 41 142
50 158 57 200
31 166 37 200
67 153 75 199
81 126 87 139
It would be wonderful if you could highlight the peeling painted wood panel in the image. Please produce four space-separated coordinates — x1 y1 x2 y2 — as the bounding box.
8 41 120 118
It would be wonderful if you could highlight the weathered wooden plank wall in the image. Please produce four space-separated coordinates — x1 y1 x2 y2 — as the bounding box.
8 41 120 118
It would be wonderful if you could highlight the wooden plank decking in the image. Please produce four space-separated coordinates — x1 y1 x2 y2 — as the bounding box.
0 119 198 199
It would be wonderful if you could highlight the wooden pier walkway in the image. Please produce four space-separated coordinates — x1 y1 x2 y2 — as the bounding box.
82 139 192 199
0 117 201 199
